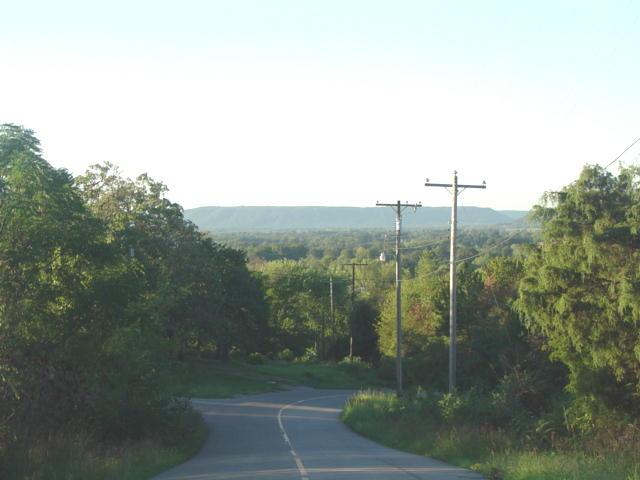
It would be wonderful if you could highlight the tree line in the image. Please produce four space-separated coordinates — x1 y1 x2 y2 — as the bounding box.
2 122 637 462
222 164 640 433
0 125 269 450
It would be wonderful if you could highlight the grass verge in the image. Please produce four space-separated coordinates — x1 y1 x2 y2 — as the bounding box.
254 360 386 390
163 358 387 398
0 409 206 480
163 359 284 398
3 360 384 479
341 390 640 480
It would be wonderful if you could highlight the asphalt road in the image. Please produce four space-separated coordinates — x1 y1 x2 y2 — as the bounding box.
153 387 484 480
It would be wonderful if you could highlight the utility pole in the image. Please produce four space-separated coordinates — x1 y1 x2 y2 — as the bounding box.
343 262 368 359
425 172 486 392
329 275 334 360
376 201 421 397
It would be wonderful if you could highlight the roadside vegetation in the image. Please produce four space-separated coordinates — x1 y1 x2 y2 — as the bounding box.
164 357 387 398
343 390 639 480
0 124 388 478
0 410 206 480
2 122 638 479
0 125 268 479
342 165 640 479
254 358 385 389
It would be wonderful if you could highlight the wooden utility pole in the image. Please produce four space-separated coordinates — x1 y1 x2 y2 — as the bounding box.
329 275 334 360
343 262 368 359
375 201 421 397
425 172 485 392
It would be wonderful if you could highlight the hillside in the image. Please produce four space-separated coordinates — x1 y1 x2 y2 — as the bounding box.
184 206 528 231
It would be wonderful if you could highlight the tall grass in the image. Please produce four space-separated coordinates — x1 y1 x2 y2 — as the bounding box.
2 359 385 479
254 359 386 389
163 359 284 397
163 358 387 398
0 409 205 480
341 390 640 480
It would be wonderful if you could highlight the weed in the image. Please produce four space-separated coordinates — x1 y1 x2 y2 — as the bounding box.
341 390 640 480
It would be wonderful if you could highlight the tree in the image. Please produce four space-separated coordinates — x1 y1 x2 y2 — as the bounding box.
377 254 449 358
351 299 379 361
0 125 270 450
0 125 139 438
518 165 640 414
76 162 269 359
262 260 347 358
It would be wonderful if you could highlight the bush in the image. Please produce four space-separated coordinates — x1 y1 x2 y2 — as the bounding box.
343 388 640 480
401 339 449 391
87 326 177 440
247 352 266 365
276 348 295 362
295 347 318 364
339 355 364 365
376 357 396 383
228 347 245 361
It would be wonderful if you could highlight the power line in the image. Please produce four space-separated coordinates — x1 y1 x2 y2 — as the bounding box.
343 262 368 359
425 172 486 393
391 230 526 279
604 135 640 169
376 200 421 397
399 222 525 252
256 228 526 272
456 230 522 263
257 271 350 285
400 235 450 251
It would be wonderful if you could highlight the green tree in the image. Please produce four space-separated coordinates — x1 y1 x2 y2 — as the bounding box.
376 251 538 389
262 260 347 358
377 254 449 358
76 162 269 359
351 299 379 361
0 125 140 439
518 165 640 414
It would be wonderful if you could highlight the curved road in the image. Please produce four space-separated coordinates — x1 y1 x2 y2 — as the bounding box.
154 387 484 480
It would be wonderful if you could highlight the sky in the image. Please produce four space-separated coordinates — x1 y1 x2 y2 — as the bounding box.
2 0 639 210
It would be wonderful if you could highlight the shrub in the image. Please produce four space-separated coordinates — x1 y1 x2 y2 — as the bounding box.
247 352 265 365
339 355 363 364
295 347 318 364
228 347 245 361
376 357 396 383
437 392 472 423
87 326 176 441
276 348 295 362
402 339 449 391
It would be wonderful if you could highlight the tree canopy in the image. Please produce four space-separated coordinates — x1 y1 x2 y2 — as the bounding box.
518 165 640 413
0 125 270 447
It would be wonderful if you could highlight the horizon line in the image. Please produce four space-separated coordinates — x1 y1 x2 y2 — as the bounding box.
185 205 531 211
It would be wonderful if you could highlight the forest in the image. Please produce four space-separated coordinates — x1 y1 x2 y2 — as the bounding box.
183 205 526 231
1 123 639 478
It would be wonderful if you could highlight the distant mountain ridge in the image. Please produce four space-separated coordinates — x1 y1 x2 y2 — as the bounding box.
184 206 529 232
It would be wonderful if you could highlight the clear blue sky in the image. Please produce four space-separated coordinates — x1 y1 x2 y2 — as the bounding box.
2 0 639 209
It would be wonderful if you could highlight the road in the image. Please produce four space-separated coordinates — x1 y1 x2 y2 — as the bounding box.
153 387 484 480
